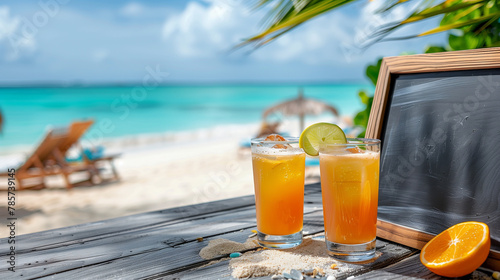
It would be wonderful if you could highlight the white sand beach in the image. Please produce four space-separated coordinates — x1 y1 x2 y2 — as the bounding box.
0 118 356 237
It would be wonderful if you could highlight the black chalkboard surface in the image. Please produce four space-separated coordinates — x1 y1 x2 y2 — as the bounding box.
366 48 500 269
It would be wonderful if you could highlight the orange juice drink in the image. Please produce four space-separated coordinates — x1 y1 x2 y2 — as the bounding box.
251 135 305 249
319 139 380 262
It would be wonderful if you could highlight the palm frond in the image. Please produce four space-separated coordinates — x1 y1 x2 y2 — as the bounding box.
369 0 489 40
242 0 495 48
242 0 354 46
418 12 500 36
401 0 486 24
375 0 409 14
378 11 500 41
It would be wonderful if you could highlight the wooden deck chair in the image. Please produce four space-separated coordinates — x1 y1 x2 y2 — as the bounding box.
3 121 119 190
10 127 97 190
61 120 120 182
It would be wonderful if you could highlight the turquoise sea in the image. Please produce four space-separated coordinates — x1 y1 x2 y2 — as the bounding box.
0 84 372 149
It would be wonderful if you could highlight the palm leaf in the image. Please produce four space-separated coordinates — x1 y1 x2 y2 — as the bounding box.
369 0 491 41
401 0 486 24
378 11 500 41
243 0 355 45
418 12 500 36
375 0 409 14
243 0 494 47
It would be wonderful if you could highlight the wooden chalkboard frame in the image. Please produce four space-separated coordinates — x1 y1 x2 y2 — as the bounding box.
366 47 500 269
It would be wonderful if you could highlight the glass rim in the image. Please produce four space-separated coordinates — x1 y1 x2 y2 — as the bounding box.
320 137 381 147
251 136 300 144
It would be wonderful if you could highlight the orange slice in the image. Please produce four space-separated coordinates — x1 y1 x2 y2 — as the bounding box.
264 134 289 149
420 221 490 277
264 134 286 141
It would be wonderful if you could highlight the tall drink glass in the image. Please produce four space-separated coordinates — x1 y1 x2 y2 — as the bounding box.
319 138 380 262
251 137 306 249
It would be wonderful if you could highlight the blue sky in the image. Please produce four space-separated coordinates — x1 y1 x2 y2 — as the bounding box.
0 0 447 85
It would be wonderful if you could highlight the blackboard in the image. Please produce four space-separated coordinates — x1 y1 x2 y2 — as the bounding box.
366 48 500 269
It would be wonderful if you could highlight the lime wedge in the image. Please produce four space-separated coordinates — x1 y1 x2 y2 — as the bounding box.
299 123 347 156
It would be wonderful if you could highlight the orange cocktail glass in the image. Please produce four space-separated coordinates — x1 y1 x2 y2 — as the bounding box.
251 136 305 249
319 138 380 262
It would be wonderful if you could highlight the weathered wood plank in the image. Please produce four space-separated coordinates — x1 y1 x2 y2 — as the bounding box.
30 211 326 279
0 195 256 254
0 185 323 279
356 254 440 279
5 191 323 261
355 254 492 280
4 206 320 279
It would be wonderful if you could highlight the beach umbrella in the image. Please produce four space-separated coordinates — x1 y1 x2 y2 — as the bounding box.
262 88 339 132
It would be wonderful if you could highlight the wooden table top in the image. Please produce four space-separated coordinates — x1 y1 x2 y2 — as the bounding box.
0 183 491 279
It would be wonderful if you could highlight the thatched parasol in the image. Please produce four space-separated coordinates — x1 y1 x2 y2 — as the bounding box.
262 88 339 132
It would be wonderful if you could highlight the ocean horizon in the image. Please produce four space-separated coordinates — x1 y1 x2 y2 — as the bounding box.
0 84 373 150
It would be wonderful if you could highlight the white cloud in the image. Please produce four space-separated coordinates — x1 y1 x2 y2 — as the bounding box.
163 1 258 57
0 7 19 39
162 0 355 65
120 2 145 17
0 6 37 62
251 13 353 65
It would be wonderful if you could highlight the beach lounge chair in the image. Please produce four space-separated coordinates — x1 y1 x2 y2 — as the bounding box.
2 120 119 190
57 120 120 182
5 129 92 190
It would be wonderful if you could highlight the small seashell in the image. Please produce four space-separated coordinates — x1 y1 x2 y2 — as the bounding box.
312 268 318 277
290 269 303 280
330 264 337 269
272 275 285 280
326 276 336 280
248 232 257 238
196 237 203 242
229 252 241 258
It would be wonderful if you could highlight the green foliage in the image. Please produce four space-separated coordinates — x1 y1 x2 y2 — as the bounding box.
432 0 500 51
353 58 381 137
365 59 382 86
353 90 373 138
425 45 447 53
